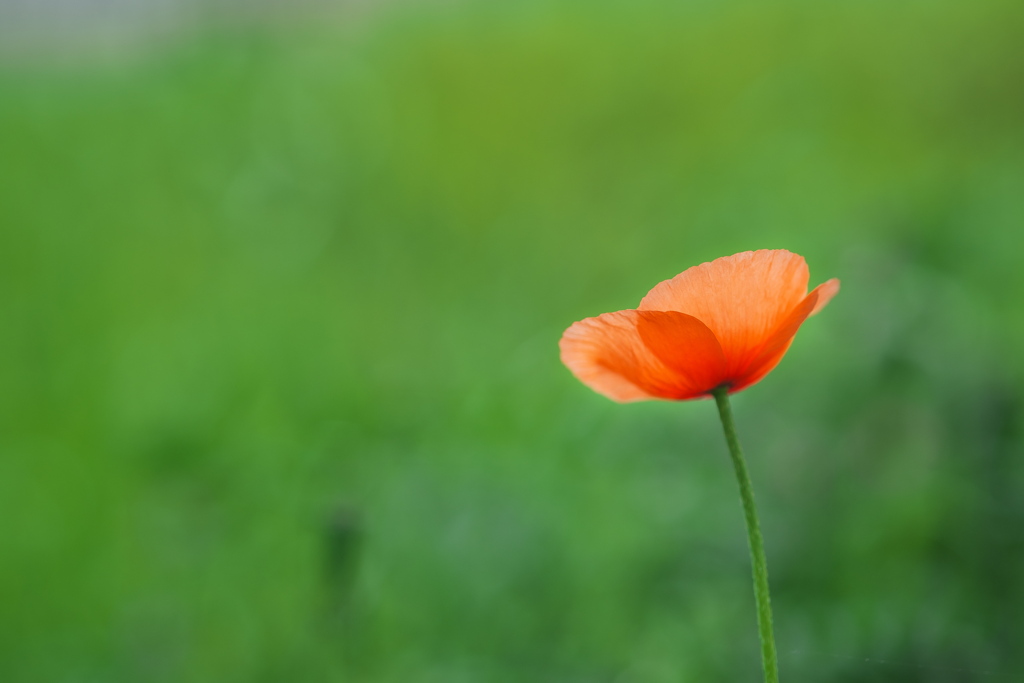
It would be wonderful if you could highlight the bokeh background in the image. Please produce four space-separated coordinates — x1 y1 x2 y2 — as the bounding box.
3 0 1024 680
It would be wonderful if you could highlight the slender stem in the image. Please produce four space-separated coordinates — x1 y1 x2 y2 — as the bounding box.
712 386 779 683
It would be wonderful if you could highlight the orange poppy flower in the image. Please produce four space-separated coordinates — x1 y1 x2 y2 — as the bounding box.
560 250 839 402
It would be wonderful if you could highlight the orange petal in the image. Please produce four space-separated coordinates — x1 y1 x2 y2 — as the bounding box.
635 311 728 398
559 310 726 402
559 311 666 402
639 250 810 377
730 278 839 392
809 278 840 316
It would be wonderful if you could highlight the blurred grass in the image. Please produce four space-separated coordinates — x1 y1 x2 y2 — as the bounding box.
2 0 1024 680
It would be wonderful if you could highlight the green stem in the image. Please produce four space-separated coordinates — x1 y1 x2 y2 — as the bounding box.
712 386 779 683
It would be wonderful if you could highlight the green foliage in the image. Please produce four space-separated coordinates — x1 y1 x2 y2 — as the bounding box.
2 1 1024 680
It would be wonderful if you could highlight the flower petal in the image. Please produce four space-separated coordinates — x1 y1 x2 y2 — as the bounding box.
638 250 810 377
730 278 839 392
635 311 728 398
809 278 840 316
559 311 669 402
559 310 725 402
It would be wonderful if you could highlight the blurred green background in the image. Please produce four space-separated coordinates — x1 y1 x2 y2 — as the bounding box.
3 0 1024 680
